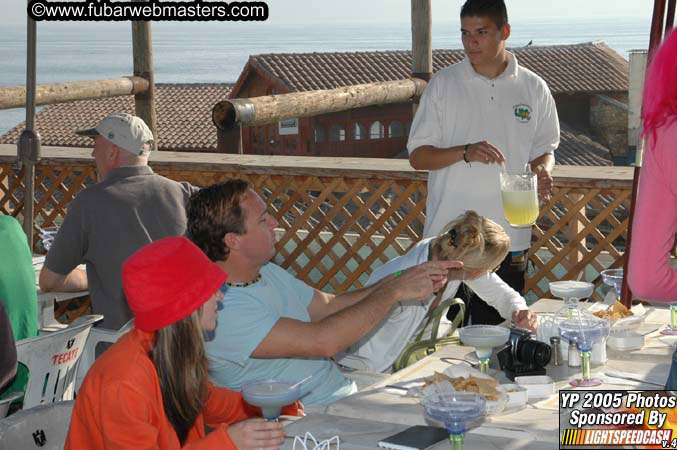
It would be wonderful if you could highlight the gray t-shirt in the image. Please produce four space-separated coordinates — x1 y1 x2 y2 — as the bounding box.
45 166 198 330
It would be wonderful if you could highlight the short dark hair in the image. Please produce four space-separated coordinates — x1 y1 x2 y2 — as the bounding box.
460 0 508 28
186 179 252 262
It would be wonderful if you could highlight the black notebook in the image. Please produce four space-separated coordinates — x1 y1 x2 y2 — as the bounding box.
377 425 449 450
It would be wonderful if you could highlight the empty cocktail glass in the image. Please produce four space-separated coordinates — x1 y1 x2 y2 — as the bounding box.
601 269 624 302
422 391 486 450
559 312 610 387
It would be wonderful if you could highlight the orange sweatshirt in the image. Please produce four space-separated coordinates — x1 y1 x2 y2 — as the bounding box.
65 328 299 449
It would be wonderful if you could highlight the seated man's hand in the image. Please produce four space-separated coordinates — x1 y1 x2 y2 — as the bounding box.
512 309 537 332
388 260 463 301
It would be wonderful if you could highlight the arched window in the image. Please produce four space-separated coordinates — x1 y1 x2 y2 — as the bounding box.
314 126 326 143
389 121 404 138
369 121 384 139
329 125 346 142
351 123 366 141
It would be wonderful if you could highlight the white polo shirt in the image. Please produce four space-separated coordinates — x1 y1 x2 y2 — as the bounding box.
407 52 560 250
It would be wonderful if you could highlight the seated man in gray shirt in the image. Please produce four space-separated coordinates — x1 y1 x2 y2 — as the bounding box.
39 113 198 330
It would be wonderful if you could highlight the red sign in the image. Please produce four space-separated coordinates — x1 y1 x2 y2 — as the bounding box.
52 348 79 365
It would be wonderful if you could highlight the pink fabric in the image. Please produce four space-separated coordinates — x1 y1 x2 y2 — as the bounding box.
628 120 677 301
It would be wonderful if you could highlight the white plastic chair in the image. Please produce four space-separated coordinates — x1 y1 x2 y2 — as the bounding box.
0 400 74 450
75 318 133 392
17 315 102 409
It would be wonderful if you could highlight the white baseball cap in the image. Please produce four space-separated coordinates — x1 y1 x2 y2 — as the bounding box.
76 112 154 155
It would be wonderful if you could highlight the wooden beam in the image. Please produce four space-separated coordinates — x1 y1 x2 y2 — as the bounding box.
131 20 158 151
212 79 427 130
0 77 149 110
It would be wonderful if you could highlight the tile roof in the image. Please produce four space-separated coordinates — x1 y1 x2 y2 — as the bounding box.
0 83 232 151
557 123 613 166
236 41 628 96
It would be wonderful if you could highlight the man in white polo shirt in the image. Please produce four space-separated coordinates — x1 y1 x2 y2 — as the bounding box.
407 0 559 326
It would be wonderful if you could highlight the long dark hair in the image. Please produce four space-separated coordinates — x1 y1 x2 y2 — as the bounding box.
150 308 208 445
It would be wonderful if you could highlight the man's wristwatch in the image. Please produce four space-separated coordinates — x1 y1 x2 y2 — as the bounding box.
463 144 471 164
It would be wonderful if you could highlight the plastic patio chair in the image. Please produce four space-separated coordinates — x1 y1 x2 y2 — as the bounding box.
75 318 133 392
17 315 102 409
337 297 465 373
391 297 464 372
0 400 74 450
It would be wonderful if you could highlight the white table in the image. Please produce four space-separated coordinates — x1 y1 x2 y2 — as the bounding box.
281 414 551 450
33 255 89 330
320 299 675 449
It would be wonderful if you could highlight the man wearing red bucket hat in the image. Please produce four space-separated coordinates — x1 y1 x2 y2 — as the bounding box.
65 237 300 449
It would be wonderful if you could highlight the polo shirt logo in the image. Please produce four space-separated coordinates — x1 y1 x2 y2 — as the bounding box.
513 104 532 123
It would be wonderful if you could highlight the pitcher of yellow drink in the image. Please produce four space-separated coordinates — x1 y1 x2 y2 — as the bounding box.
500 169 539 227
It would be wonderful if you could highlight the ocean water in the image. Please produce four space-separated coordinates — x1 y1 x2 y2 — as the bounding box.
0 16 652 136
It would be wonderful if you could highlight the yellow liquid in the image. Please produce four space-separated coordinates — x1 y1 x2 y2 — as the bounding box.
501 190 539 226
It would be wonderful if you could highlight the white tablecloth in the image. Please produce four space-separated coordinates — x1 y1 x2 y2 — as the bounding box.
321 299 676 449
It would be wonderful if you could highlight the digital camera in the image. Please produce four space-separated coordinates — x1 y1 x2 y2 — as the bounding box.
497 328 552 380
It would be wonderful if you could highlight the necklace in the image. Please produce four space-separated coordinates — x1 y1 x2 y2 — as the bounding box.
225 273 262 288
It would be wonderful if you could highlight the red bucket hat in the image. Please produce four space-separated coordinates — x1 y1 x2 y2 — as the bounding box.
122 236 228 331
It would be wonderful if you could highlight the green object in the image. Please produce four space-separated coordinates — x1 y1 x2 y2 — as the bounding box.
0 215 38 403
671 303 677 329
393 270 402 277
450 433 464 450
0 216 38 341
392 297 465 372
581 350 592 380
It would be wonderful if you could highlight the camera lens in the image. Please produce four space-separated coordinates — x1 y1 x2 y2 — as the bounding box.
517 339 552 367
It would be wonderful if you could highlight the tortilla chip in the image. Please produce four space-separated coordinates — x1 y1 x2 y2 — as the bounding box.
593 300 633 320
424 372 501 400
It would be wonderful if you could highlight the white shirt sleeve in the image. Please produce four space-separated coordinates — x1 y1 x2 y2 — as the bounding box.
407 75 445 154
464 273 528 320
529 80 560 161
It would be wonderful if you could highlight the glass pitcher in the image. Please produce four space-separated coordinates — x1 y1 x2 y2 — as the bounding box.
499 169 538 227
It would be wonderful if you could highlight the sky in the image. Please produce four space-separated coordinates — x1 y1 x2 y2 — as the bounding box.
2 0 653 26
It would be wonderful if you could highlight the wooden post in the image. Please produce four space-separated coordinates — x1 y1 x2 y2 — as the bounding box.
411 0 432 115
131 19 158 151
411 0 432 81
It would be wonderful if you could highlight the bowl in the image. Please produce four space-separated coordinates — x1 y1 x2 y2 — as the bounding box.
607 332 644 351
497 384 528 409
514 375 555 400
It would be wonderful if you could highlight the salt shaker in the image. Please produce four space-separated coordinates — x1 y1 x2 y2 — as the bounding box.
568 340 581 367
550 336 561 366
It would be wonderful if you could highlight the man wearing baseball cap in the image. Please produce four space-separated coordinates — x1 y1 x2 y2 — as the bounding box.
39 112 199 331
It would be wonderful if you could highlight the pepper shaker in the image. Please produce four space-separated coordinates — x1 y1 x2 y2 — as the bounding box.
550 336 561 366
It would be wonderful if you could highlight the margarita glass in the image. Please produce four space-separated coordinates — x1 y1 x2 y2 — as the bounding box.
422 392 486 450
660 302 677 336
242 380 301 421
459 325 510 374
601 269 623 302
549 280 594 320
559 315 610 387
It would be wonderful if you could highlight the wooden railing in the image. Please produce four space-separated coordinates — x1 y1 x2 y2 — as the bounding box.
0 145 633 305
